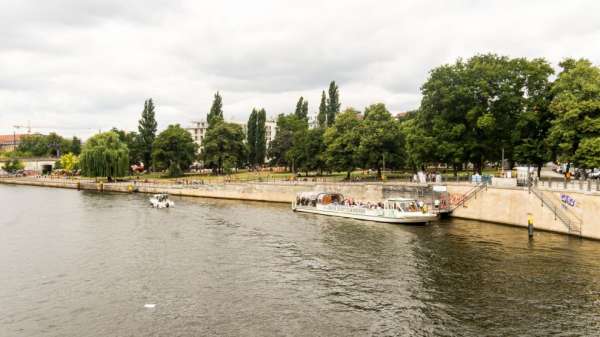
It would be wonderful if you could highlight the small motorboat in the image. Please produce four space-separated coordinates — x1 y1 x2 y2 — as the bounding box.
149 194 174 208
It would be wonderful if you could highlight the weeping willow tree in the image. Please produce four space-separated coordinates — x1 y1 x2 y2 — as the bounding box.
80 131 130 178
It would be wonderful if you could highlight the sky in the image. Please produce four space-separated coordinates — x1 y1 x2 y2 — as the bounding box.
1 0 600 139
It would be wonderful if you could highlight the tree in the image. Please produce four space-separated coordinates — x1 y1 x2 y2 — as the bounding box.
547 58 600 170
513 58 555 177
111 127 143 165
400 117 435 172
57 153 79 173
138 98 158 169
2 158 24 173
207 91 224 127
358 103 405 178
246 109 258 166
324 108 361 179
70 136 82 155
416 54 554 173
295 96 308 120
17 133 69 157
267 114 307 169
317 91 327 127
201 121 246 174
80 131 129 178
326 81 340 125
288 127 327 175
152 124 198 177
255 108 267 165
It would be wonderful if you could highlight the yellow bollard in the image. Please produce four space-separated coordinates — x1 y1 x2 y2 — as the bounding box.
527 213 534 238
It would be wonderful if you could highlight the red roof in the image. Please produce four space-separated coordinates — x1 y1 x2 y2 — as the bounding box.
0 134 26 144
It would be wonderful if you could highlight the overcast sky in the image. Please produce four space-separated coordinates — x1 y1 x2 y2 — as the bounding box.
1 0 600 139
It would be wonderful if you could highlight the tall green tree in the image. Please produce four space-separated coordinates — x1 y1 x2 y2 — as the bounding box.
201 122 246 174
294 96 309 120
358 103 405 178
417 54 554 173
326 81 340 125
246 108 258 166
399 117 435 172
207 91 224 127
80 131 129 178
288 127 327 175
548 58 600 170
317 91 327 127
138 98 158 169
70 136 82 155
268 114 307 168
323 108 361 179
255 108 267 165
512 58 555 177
111 127 144 165
152 124 198 177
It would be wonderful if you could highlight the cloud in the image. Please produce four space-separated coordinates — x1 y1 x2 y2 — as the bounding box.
1 0 600 138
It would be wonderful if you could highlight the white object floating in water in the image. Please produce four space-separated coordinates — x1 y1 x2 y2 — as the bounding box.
144 304 156 309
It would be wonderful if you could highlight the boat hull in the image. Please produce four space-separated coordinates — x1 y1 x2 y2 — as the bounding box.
294 207 437 224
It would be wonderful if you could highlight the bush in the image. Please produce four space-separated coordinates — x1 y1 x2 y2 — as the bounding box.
2 159 25 173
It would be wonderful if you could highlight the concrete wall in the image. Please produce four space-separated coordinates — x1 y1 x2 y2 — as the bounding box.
2 177 599 239
0 158 55 172
447 183 600 239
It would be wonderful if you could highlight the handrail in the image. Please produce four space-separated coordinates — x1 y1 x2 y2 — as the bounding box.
530 185 582 236
449 182 488 211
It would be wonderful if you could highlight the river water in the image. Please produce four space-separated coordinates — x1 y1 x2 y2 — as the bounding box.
1 184 600 337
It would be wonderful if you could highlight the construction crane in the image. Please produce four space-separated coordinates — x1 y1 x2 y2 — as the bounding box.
13 122 94 134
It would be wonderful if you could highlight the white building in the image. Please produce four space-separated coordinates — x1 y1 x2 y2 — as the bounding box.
186 119 277 152
186 120 209 150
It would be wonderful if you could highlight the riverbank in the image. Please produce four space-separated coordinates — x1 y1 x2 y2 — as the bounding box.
2 177 599 240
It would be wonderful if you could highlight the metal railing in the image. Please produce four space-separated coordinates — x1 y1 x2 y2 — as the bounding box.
529 185 582 236
448 182 488 211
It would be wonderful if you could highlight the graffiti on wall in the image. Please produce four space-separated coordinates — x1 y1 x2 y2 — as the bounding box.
560 194 576 207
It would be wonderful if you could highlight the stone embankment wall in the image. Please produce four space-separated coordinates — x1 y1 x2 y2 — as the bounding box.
2 177 599 239
446 183 600 239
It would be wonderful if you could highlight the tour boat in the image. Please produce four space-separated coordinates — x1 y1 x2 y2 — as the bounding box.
292 192 438 224
149 194 174 208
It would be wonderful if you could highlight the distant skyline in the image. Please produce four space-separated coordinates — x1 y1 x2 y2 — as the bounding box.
2 0 600 138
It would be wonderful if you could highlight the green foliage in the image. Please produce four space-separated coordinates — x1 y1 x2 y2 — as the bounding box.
358 103 405 176
327 81 340 125
573 137 600 169
323 108 361 177
207 91 224 127
152 124 198 177
267 114 307 168
400 117 435 171
414 53 556 172
294 96 308 120
246 109 258 166
80 132 129 177
288 127 327 174
201 121 246 174
112 127 144 165
255 108 267 165
138 98 158 168
512 58 555 170
2 158 24 173
318 91 327 127
17 132 71 157
548 58 600 168
58 153 80 172
70 136 82 155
